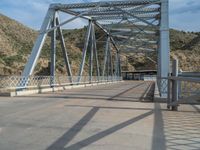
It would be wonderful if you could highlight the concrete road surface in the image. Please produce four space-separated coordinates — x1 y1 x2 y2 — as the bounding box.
0 81 200 150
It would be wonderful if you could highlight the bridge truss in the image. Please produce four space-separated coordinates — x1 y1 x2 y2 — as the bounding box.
22 0 170 96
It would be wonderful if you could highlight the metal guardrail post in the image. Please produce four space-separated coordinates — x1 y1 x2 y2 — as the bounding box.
171 59 179 111
167 73 171 109
178 70 182 98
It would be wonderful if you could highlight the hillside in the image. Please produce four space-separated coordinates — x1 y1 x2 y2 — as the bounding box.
0 14 37 75
0 14 84 75
0 13 199 76
170 29 200 71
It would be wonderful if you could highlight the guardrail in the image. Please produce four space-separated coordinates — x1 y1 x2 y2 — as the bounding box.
167 59 200 111
179 72 200 78
143 75 157 81
0 76 122 91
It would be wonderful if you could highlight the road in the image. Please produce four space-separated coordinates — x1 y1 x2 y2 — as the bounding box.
0 81 199 150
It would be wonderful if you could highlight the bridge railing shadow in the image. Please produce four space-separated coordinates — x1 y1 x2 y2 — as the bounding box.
46 105 154 150
152 103 200 150
45 102 200 150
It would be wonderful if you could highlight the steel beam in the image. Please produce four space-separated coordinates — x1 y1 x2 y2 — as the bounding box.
50 13 57 87
121 47 155 53
109 46 114 77
93 15 158 21
59 9 91 20
77 21 92 83
117 51 122 77
22 8 55 78
44 11 90 34
89 24 94 82
79 8 160 16
92 23 100 78
171 59 179 110
158 0 170 97
56 15 73 83
103 5 158 27
50 1 161 10
111 30 157 36
103 36 110 77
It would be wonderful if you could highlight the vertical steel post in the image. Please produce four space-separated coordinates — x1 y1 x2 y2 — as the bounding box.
107 43 110 80
114 39 122 78
109 46 114 79
56 15 73 83
22 8 55 78
50 13 56 87
167 73 171 109
171 59 179 111
178 70 182 98
115 53 119 77
92 23 100 80
103 36 110 77
158 0 170 97
117 51 122 77
89 24 94 83
77 20 92 83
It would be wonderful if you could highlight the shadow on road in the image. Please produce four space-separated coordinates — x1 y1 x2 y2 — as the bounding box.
46 107 99 150
46 109 154 150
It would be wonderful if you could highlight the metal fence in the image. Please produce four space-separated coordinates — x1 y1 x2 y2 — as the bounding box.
0 76 122 91
143 75 157 81
178 79 200 98
167 59 200 111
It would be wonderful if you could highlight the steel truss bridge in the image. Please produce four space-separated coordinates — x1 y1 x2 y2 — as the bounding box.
0 2 200 150
0 0 189 102
0 0 199 110
20 0 170 96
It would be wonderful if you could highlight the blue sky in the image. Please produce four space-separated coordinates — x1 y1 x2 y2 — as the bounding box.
0 0 200 31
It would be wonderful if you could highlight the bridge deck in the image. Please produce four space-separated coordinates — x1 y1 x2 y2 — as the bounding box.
0 81 199 150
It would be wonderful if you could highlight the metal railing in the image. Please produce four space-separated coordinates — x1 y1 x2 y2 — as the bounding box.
143 75 157 81
0 76 122 91
167 59 200 111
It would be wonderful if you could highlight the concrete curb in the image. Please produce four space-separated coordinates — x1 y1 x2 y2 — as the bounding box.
142 82 155 101
2 81 124 97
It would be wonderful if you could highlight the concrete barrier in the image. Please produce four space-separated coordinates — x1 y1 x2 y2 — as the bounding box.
2 81 123 97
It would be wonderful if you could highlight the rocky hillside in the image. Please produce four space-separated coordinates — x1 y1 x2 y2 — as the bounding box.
0 14 37 75
0 13 199 76
170 29 200 71
0 14 84 75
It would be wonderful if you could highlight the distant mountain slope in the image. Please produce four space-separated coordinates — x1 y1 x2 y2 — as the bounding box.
0 14 38 75
170 29 200 71
123 29 200 72
0 13 199 75
0 13 84 75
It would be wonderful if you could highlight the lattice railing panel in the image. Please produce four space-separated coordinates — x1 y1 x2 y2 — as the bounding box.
179 81 200 99
0 76 122 90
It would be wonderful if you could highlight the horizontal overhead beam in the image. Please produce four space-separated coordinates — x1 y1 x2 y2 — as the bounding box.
93 14 159 21
121 48 155 53
103 25 158 31
59 9 91 20
124 45 156 50
51 1 161 9
112 34 158 40
94 21 120 53
111 30 157 36
78 8 160 16
117 40 158 46
113 34 157 41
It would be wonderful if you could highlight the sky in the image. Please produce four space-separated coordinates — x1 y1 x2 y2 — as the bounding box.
0 0 200 32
